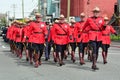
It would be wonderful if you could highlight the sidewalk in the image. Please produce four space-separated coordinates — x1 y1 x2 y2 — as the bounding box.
111 41 120 48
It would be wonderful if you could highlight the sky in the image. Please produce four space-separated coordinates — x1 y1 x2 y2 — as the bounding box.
0 0 38 18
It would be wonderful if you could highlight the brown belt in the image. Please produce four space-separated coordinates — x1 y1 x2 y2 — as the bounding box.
102 34 109 36
57 34 67 36
34 32 43 34
16 35 20 37
83 32 88 33
91 30 101 32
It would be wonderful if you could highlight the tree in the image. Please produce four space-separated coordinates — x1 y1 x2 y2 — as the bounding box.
0 17 7 27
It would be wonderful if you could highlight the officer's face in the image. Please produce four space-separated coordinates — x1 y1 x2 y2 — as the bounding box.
93 11 100 17
104 20 109 25
80 16 85 21
36 16 41 22
59 19 65 23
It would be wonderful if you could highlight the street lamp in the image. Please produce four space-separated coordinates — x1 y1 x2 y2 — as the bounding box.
22 0 25 22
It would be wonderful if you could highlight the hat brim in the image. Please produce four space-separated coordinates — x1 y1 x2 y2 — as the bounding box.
92 10 100 12
59 17 65 20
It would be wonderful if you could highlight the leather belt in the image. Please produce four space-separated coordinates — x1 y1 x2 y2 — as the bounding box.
34 32 43 34
102 34 109 36
57 34 67 36
91 30 101 32
16 35 20 37
83 32 88 33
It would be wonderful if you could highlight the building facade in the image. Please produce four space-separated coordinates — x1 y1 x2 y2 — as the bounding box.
60 0 117 18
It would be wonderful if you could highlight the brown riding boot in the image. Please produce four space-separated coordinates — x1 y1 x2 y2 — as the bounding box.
19 50 22 59
57 52 63 66
64 50 68 60
71 51 76 63
102 52 107 64
34 54 39 68
29 53 33 64
53 52 57 62
79 53 85 65
91 54 99 70
25 50 29 61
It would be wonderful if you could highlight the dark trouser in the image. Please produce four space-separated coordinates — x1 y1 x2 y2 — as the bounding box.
16 42 24 52
70 43 76 52
45 41 51 59
56 44 67 54
32 43 45 54
77 42 83 53
102 44 110 64
56 44 67 61
89 41 101 56
32 43 45 62
89 40 102 67
102 44 110 53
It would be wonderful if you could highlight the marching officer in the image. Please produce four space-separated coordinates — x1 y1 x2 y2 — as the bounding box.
28 13 48 68
44 22 51 61
9 21 19 54
101 16 117 64
69 19 76 63
7 22 15 52
14 22 24 59
74 13 86 65
22 18 31 61
24 18 34 64
53 14 72 66
50 19 59 62
83 7 104 70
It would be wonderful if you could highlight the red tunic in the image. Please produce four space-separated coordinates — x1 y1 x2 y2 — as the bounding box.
102 25 116 45
83 16 104 41
14 27 23 42
28 21 48 44
81 25 89 43
53 23 71 45
74 21 84 43
48 26 55 42
68 24 76 43
22 25 30 42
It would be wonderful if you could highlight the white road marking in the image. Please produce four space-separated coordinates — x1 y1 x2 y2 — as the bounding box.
2 45 6 48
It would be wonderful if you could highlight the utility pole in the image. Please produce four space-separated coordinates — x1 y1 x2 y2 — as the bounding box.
67 0 70 21
7 11 10 26
22 0 25 22
12 4 16 20
38 0 40 13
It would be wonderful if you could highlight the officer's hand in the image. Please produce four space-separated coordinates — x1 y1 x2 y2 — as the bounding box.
78 34 80 38
74 38 76 42
51 40 54 44
103 24 107 30
45 35 48 42
114 33 118 36
69 35 73 40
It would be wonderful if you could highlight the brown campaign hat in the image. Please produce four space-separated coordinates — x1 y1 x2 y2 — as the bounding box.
54 19 59 23
70 19 76 23
35 13 42 18
59 14 65 20
104 16 109 21
92 7 100 12
80 12 85 17
24 17 30 22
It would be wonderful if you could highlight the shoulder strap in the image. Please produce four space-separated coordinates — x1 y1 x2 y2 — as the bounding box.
58 24 67 34
92 18 102 31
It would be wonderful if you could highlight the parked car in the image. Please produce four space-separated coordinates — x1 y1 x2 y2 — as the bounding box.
2 27 9 42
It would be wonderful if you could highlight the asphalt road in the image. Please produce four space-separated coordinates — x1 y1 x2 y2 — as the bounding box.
0 37 120 80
